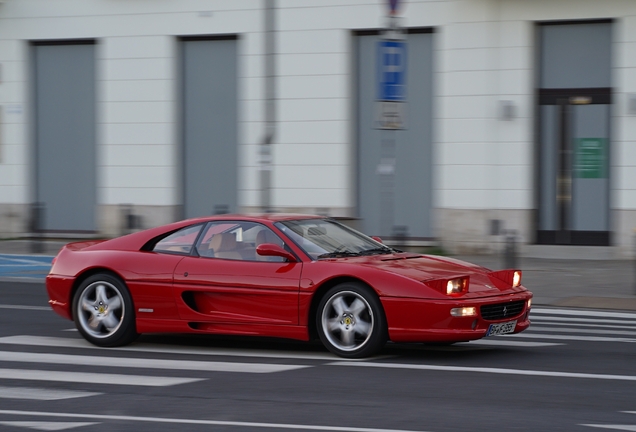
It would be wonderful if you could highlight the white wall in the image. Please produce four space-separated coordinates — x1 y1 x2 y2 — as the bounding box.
0 0 635 254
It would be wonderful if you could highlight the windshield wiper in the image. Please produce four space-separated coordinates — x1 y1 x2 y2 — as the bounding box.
317 251 360 259
358 247 394 256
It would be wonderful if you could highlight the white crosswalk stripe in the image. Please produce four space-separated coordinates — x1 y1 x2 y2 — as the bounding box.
580 410 636 430
0 386 101 401
491 307 636 344
0 335 339 360
0 350 310 374
0 335 314 408
0 369 203 387
0 421 99 431
1 306 631 406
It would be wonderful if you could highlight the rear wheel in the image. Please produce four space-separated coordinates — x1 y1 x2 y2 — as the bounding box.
316 283 386 358
72 273 138 347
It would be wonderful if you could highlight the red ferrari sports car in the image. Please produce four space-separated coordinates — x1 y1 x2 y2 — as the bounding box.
46 214 532 358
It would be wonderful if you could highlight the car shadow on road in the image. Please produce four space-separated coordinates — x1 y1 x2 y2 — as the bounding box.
134 333 528 362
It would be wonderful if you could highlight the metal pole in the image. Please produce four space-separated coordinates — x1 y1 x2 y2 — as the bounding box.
377 14 405 238
260 0 276 212
379 130 396 237
503 229 517 269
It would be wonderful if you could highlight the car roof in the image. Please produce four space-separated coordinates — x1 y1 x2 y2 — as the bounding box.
182 213 325 224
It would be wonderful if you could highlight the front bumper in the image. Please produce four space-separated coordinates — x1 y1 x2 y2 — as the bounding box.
381 291 532 343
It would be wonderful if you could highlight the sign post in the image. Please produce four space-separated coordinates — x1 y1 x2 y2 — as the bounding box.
376 2 407 130
376 0 406 237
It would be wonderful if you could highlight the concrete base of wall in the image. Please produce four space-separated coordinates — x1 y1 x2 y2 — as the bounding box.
436 208 531 255
99 205 178 238
615 209 636 258
438 208 636 259
3 204 636 259
240 206 355 219
0 204 29 237
521 244 622 260
0 204 178 240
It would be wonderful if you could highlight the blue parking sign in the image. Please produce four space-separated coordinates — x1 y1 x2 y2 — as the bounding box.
377 40 406 102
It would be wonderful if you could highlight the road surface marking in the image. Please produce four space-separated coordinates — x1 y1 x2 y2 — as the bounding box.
329 361 636 382
0 256 53 266
581 412 636 431
0 421 98 431
462 340 563 347
0 254 54 261
0 386 101 401
531 320 636 330
532 316 636 326
0 369 203 386
0 335 340 361
0 305 50 311
528 327 636 336
500 333 636 343
0 410 429 432
0 350 309 373
532 308 636 319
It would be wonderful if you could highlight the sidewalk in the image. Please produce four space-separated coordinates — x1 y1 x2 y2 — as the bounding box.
1 239 635 311
455 254 636 311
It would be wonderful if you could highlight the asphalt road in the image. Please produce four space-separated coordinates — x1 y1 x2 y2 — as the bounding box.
0 281 635 432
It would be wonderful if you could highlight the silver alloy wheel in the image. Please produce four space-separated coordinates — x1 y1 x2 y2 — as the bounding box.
321 290 374 352
77 281 125 339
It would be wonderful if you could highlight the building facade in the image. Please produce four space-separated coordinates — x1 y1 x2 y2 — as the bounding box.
0 0 635 257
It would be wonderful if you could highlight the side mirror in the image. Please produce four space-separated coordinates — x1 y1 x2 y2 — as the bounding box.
371 236 383 244
256 243 297 262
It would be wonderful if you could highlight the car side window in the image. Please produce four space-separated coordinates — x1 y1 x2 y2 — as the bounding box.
196 221 288 262
153 225 203 255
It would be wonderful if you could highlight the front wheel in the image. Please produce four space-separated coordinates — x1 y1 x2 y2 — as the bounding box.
72 273 138 347
316 283 387 358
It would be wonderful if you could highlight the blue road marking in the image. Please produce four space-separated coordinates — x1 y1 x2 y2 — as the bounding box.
0 254 54 279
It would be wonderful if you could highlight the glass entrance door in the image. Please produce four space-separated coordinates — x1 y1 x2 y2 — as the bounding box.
537 92 610 245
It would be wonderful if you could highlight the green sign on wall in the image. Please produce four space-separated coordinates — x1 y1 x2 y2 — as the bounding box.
574 138 607 179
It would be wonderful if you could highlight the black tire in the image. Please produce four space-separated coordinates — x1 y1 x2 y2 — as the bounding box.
316 282 387 358
72 273 138 347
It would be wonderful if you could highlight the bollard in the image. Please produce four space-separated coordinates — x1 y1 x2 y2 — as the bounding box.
213 204 229 215
392 225 409 250
121 204 143 235
29 202 44 254
503 230 517 269
121 204 132 236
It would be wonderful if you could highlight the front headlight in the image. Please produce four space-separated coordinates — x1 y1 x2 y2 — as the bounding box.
446 277 469 295
425 276 470 296
489 269 522 288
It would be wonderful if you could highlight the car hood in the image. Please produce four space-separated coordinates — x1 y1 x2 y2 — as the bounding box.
328 253 512 294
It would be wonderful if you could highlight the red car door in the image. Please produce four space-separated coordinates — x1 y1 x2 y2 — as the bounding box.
173 257 302 325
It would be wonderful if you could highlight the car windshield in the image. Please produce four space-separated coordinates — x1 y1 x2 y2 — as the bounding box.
275 219 394 260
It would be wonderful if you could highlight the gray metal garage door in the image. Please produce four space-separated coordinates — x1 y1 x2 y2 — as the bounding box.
32 41 96 232
356 30 434 238
181 37 238 218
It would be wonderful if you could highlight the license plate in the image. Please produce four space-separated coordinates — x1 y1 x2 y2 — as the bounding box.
486 320 517 336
